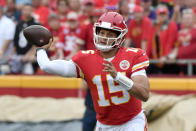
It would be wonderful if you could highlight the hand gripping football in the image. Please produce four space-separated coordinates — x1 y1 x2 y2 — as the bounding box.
23 25 53 47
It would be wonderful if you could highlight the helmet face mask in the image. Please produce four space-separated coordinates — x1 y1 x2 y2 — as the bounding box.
93 12 128 52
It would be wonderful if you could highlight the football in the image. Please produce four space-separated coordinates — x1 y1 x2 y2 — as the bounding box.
23 25 53 47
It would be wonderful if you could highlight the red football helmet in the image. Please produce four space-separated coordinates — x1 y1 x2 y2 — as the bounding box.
93 12 128 52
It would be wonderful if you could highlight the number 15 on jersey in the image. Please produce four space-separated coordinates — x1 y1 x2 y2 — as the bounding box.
92 73 131 107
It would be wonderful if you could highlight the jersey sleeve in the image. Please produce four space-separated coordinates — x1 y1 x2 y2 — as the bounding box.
37 49 77 77
72 50 85 78
131 49 149 73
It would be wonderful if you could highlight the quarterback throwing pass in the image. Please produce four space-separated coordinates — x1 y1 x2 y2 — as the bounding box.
36 12 149 131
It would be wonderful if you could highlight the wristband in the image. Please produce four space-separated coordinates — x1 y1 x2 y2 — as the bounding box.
114 72 134 91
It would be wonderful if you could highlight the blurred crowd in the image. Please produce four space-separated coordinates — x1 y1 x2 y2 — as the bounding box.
0 0 196 75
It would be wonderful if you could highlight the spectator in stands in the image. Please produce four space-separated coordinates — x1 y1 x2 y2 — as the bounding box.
32 0 50 26
48 0 58 11
185 0 196 22
140 0 156 22
0 5 16 62
55 11 83 60
78 9 104 50
176 9 195 52
4 0 21 24
79 0 95 25
171 0 186 24
56 0 69 28
118 0 131 24
147 5 179 74
167 9 196 74
11 4 39 74
15 0 32 10
46 13 63 60
125 5 153 51
67 0 81 13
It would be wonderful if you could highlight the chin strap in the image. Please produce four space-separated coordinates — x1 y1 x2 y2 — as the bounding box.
114 72 134 91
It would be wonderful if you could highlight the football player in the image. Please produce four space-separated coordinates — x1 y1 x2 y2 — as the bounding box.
36 12 149 131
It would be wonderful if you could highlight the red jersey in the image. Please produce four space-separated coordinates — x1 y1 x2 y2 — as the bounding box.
59 18 68 28
33 6 50 26
55 10 68 28
177 29 191 47
79 23 95 50
126 17 152 48
94 0 120 9
72 47 149 125
178 27 196 59
56 27 82 57
78 14 90 26
147 21 178 58
46 26 64 57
